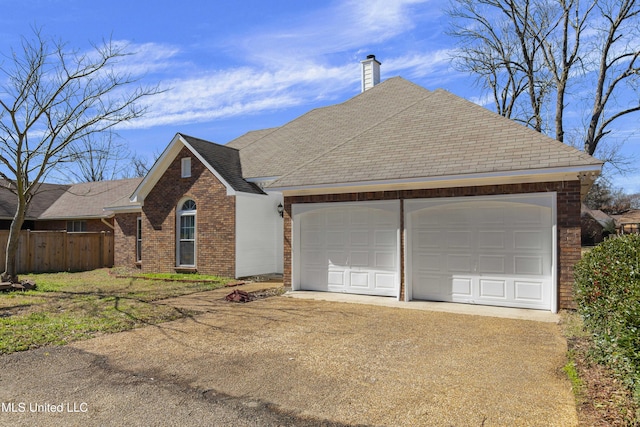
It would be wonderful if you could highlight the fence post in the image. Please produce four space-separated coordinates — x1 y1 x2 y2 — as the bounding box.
100 231 105 268
26 229 32 273
64 231 68 271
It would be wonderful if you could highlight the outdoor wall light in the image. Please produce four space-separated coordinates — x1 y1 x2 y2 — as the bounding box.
277 203 284 218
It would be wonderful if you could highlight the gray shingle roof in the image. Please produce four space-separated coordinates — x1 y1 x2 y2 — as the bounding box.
225 128 279 150
270 84 602 187
0 178 143 220
0 181 69 220
180 134 264 195
228 77 601 188
40 178 143 219
234 77 433 180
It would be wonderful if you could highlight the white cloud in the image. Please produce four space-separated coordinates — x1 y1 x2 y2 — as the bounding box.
115 0 450 130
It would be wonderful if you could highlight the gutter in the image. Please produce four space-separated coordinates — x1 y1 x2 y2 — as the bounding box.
101 217 115 230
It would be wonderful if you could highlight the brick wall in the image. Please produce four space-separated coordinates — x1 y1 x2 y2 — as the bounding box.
141 146 236 277
34 218 113 232
284 181 582 310
114 212 139 269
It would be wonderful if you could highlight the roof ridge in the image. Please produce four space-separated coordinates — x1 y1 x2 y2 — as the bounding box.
270 82 435 187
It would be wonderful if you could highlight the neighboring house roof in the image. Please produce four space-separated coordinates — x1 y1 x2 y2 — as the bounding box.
40 178 143 219
0 181 70 220
227 77 601 190
0 178 143 221
581 203 614 228
611 209 640 225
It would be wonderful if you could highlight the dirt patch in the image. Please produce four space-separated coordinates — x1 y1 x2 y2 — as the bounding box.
569 336 638 426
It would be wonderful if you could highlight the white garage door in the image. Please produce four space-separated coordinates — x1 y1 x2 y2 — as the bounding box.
294 201 400 297
407 194 555 310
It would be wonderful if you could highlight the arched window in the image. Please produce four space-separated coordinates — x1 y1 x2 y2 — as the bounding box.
177 199 196 267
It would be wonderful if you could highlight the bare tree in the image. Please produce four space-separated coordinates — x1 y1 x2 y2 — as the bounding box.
448 0 555 131
448 0 640 162
0 29 160 282
63 131 132 182
127 154 153 178
583 0 640 156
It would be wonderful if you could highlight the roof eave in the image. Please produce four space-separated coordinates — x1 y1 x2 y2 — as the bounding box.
271 165 603 197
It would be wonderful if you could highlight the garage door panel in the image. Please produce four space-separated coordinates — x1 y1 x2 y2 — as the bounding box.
412 273 449 300
514 256 543 275
452 277 473 297
448 231 472 248
514 230 544 250
513 206 549 226
515 280 544 302
478 255 506 274
447 254 473 272
375 230 396 247
297 202 399 297
301 230 324 247
478 231 506 249
327 251 348 266
349 272 369 288
350 251 369 266
327 270 345 286
374 252 395 268
408 196 554 310
302 250 325 266
414 230 442 248
326 231 345 246
415 252 442 271
350 230 369 246
375 273 396 289
479 279 507 299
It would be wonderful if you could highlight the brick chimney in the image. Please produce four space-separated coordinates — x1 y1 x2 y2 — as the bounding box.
361 54 381 92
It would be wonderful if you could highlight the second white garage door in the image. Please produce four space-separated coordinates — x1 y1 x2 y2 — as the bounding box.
293 201 400 297
406 194 555 310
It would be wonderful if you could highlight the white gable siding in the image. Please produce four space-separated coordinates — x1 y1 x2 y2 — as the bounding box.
235 192 283 277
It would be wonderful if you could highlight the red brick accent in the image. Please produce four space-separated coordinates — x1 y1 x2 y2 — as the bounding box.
114 212 139 269
284 181 582 310
140 146 236 277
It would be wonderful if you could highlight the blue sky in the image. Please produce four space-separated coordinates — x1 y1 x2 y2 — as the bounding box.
1 0 638 192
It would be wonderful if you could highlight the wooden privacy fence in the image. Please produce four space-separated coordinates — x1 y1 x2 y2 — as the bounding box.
0 230 114 274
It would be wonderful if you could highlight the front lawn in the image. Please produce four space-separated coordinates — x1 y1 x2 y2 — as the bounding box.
0 269 232 354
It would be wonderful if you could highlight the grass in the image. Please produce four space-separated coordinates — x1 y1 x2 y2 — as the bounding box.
0 268 232 354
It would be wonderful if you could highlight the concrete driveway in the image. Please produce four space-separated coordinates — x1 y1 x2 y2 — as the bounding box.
0 286 577 426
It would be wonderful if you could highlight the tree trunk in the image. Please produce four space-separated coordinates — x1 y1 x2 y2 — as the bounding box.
2 199 26 283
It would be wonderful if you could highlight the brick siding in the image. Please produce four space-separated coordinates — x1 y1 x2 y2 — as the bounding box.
140 146 236 277
284 181 582 310
114 212 139 269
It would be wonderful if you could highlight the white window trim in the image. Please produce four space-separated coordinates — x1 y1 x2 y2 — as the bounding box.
176 199 196 268
181 157 191 178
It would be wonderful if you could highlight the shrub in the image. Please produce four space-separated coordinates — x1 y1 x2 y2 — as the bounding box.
574 233 640 404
